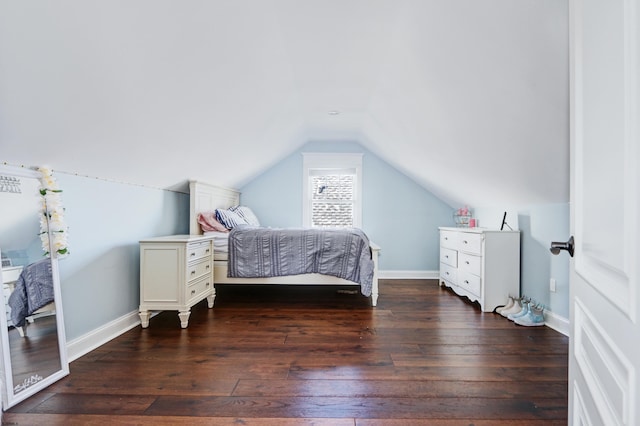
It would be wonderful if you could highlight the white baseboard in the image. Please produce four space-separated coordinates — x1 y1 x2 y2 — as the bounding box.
377 270 439 280
66 310 143 362
544 310 569 336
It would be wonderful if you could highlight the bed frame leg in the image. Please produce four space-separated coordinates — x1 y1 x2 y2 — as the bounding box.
206 290 215 308
16 325 27 337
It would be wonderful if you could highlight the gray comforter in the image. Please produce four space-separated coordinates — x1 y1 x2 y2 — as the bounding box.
8 258 54 327
228 227 375 296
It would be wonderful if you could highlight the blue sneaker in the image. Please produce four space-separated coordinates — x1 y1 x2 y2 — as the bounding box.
514 305 545 326
508 302 531 321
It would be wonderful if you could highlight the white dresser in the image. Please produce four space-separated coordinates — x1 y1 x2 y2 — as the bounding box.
139 235 215 328
439 227 520 312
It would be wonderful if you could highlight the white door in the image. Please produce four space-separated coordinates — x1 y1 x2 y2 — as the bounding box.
569 0 640 425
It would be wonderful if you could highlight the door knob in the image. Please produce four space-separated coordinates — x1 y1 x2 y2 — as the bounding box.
550 236 574 257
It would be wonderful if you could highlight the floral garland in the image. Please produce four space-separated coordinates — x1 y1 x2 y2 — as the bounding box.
39 166 69 257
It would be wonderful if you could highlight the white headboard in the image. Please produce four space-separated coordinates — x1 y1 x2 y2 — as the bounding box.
189 180 240 235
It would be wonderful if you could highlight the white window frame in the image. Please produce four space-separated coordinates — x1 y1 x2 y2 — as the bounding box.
302 153 363 228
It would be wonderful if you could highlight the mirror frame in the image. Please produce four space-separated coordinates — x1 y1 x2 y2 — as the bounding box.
0 164 69 409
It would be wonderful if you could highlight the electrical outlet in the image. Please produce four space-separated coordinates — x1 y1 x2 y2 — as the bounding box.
550 278 557 292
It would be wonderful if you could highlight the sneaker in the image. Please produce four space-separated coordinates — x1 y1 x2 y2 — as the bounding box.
508 302 531 321
514 305 545 326
496 296 515 314
501 297 525 317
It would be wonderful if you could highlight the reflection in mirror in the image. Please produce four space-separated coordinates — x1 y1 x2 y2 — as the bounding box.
0 165 69 409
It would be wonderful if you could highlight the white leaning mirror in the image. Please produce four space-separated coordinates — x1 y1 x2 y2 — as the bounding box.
0 164 69 409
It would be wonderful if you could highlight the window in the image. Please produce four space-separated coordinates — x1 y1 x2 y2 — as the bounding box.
302 153 362 228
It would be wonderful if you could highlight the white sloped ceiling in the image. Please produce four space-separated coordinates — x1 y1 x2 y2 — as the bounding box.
0 0 568 208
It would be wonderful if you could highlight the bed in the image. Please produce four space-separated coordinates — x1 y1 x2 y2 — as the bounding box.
6 259 56 337
189 180 380 306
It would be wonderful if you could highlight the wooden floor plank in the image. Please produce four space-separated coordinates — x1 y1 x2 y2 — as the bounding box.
231 379 567 399
3 280 569 423
139 395 567 420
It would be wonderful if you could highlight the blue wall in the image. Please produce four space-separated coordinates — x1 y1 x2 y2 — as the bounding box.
55 174 189 341
240 141 455 272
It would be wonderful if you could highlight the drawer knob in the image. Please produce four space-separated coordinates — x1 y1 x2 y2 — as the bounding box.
463 240 468 244
191 289 196 295
206 249 210 253
464 280 469 284
206 282 210 287
190 252 196 257
206 265 210 269
445 255 449 259
465 261 470 265
191 270 196 275
445 272 449 276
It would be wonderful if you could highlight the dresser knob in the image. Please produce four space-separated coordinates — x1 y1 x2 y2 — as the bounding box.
190 253 195 257
191 270 196 275
191 289 196 295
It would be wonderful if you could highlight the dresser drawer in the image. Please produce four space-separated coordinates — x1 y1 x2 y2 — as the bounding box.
187 241 212 260
458 270 481 297
187 258 212 282
440 262 457 284
440 247 457 267
187 275 213 304
458 232 482 254
458 252 481 276
440 231 458 249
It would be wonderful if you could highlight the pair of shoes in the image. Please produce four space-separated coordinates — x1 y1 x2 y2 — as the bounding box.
496 296 515 314
514 304 545 326
501 297 526 317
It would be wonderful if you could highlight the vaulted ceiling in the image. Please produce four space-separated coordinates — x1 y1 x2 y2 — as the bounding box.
0 0 569 208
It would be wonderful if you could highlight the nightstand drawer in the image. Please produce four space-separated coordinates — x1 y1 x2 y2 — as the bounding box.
187 258 212 282
187 275 213 304
187 241 212 260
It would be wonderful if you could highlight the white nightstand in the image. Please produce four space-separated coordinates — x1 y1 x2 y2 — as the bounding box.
138 235 215 328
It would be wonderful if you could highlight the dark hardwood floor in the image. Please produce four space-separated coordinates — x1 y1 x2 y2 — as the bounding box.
4 280 569 425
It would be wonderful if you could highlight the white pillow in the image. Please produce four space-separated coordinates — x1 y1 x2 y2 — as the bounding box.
230 205 260 226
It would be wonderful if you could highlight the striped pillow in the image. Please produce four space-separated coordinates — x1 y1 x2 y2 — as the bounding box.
215 208 249 229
